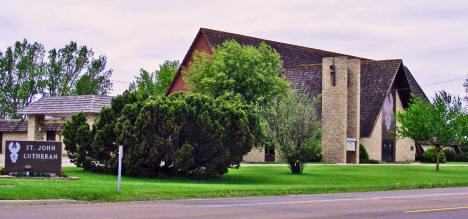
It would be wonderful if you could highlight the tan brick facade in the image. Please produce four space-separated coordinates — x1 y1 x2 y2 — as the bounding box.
2 113 99 156
360 92 416 162
27 115 44 140
360 111 382 160
321 57 360 163
394 93 415 162
2 132 28 155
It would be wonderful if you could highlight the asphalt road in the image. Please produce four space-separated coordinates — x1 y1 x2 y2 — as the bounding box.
2 187 468 218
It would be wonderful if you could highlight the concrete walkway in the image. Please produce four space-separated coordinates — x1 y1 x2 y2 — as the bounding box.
240 162 468 166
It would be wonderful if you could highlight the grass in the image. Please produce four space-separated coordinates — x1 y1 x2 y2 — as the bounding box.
1 165 468 202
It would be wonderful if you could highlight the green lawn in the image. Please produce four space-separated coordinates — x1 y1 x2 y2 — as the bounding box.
1 165 468 202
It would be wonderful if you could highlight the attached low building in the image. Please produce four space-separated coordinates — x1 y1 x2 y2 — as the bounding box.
0 95 112 155
166 28 428 163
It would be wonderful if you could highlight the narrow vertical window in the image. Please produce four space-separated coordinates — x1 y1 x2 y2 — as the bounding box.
347 72 351 87
330 65 336 86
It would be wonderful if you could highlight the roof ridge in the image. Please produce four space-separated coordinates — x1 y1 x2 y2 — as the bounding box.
285 63 323 68
201 28 371 60
361 59 402 64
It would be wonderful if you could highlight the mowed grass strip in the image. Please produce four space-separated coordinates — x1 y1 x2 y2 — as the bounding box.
1 165 468 202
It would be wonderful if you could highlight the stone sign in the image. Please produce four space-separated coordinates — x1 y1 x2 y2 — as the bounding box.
4 140 62 174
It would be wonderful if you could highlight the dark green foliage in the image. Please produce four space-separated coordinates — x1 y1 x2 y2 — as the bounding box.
359 144 369 162
422 147 446 163
455 152 468 162
62 113 94 169
115 92 262 178
359 144 380 164
443 149 457 161
62 92 261 178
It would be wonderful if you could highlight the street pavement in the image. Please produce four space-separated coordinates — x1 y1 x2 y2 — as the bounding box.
2 187 468 218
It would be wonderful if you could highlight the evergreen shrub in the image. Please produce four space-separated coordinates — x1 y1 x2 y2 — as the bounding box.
422 147 446 163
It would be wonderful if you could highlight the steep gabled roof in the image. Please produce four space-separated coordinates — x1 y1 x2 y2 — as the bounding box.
201 28 370 66
360 60 402 137
283 64 323 120
18 95 112 115
282 60 407 137
167 28 428 137
404 66 428 100
0 119 28 132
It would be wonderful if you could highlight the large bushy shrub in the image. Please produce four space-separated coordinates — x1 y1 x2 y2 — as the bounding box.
63 92 262 178
422 147 446 163
455 152 468 162
116 92 261 178
443 149 457 161
63 91 147 173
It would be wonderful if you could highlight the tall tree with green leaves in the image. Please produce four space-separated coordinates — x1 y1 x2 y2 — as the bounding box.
259 90 322 174
44 41 112 96
183 40 289 106
129 60 179 96
73 55 113 95
0 39 46 119
395 91 467 171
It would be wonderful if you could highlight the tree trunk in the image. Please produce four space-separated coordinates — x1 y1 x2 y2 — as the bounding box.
436 146 440 171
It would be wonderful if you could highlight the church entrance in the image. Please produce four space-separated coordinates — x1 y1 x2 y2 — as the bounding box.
382 140 394 162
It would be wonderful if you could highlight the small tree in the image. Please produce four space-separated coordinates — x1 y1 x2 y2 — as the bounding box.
260 90 322 174
184 40 289 106
395 91 466 171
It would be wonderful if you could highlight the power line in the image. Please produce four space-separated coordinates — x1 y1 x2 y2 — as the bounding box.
111 80 131 84
421 76 466 87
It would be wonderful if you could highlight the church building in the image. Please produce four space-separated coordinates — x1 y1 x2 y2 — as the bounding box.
166 28 427 163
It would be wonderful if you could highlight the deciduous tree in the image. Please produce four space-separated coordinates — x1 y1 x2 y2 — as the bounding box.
44 41 112 96
184 40 289 106
0 39 45 119
395 91 467 171
129 60 179 97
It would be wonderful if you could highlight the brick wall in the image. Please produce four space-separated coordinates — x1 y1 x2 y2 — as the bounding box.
321 57 348 163
1 132 28 155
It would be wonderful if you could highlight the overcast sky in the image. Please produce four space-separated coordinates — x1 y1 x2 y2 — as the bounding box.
1 0 467 99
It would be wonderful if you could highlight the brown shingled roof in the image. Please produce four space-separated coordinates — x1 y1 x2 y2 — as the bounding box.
360 60 402 137
18 95 112 115
167 28 427 137
201 28 371 66
0 119 28 132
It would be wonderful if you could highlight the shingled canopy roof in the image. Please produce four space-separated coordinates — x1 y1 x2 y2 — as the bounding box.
167 28 427 137
0 119 28 132
18 95 112 115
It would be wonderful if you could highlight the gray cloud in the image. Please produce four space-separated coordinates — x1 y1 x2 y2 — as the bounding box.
0 0 466 99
